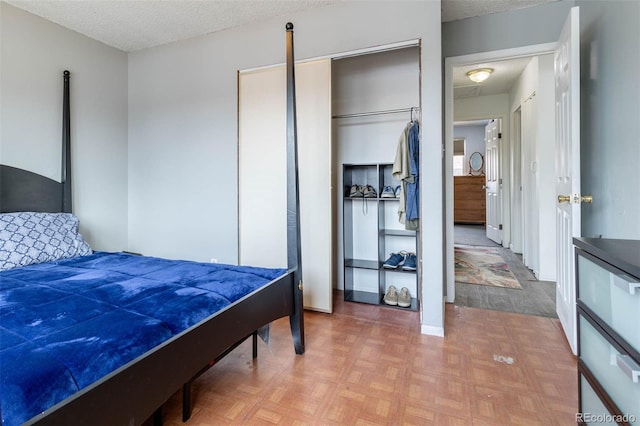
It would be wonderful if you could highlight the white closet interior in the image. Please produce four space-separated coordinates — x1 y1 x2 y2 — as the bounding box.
332 46 421 303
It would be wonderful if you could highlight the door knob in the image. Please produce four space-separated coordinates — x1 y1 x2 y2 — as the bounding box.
557 195 571 203
581 195 593 203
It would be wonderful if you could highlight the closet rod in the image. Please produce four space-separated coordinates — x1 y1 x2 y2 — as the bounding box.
332 107 419 120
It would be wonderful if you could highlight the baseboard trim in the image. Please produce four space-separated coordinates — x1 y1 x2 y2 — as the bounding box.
421 324 445 337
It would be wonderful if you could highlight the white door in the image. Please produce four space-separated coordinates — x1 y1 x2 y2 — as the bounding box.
555 7 581 354
485 119 502 244
238 59 333 313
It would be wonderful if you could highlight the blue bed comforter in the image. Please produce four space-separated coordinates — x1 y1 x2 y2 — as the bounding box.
0 252 286 425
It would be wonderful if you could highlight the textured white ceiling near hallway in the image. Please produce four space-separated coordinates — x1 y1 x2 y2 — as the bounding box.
5 0 557 52
453 56 535 99
441 0 556 22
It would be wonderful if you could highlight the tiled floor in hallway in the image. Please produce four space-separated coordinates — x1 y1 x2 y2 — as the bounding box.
159 293 577 425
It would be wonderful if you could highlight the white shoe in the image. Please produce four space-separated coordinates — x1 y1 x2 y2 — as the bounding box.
397 287 411 308
383 285 398 306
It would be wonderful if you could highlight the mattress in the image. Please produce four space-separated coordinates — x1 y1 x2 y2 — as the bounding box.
0 251 285 425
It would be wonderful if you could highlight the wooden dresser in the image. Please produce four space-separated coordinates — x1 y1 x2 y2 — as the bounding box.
454 175 486 225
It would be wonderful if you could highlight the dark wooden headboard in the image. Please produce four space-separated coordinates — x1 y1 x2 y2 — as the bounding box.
0 70 72 214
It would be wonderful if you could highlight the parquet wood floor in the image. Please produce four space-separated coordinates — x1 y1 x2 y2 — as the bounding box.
157 293 577 425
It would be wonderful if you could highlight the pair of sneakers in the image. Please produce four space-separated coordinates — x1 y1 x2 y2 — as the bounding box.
349 184 377 198
382 251 417 271
383 285 411 307
380 185 401 198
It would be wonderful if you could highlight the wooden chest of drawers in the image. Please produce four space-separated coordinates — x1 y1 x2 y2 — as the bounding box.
454 175 486 225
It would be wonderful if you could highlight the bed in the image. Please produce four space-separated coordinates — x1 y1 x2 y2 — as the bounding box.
0 23 304 426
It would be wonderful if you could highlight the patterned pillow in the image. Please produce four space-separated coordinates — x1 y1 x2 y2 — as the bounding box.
0 212 93 271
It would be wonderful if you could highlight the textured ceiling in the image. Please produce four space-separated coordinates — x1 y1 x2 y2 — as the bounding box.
5 0 556 52
441 0 555 22
4 0 342 52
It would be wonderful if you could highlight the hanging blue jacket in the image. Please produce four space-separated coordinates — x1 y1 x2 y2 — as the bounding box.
405 121 420 221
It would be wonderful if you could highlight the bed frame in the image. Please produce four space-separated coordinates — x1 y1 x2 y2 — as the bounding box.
0 24 304 425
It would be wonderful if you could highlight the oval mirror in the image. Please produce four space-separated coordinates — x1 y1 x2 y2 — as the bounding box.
469 152 484 175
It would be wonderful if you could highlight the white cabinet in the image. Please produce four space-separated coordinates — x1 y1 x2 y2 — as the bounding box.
575 238 640 425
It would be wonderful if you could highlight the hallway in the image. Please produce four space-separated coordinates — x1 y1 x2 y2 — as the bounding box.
454 225 557 318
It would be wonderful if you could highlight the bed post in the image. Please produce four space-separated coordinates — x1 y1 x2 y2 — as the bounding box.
62 70 72 213
285 22 305 355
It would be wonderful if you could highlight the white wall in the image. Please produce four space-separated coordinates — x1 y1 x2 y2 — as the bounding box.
577 0 640 239
127 1 444 334
508 54 556 281
0 3 128 251
536 54 556 281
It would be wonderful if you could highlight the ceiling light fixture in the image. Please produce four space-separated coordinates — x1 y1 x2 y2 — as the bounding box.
466 68 494 83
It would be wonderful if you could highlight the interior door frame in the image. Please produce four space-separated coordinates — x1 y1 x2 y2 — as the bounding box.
511 106 523 254
444 42 556 303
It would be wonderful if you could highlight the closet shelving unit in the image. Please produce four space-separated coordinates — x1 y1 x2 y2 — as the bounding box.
342 162 419 311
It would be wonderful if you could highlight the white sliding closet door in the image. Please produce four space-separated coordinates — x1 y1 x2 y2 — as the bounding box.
238 59 332 313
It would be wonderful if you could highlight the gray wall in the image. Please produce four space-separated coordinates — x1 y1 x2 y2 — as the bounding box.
443 0 640 240
0 3 129 251
443 1 576 57
577 0 640 239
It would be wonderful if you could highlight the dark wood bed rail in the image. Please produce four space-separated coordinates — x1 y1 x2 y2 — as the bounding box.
27 271 297 425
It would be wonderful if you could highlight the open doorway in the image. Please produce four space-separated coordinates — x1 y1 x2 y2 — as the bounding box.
445 46 558 318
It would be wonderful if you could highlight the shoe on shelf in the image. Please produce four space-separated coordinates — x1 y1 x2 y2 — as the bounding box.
349 184 363 197
383 285 398 306
397 287 411 308
363 184 377 198
382 251 407 269
380 186 395 198
394 185 402 198
402 253 417 271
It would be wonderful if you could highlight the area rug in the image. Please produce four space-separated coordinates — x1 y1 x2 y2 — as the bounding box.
455 246 522 289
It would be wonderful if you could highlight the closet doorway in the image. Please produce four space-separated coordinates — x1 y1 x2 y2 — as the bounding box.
332 45 421 311
238 40 422 314
445 46 558 318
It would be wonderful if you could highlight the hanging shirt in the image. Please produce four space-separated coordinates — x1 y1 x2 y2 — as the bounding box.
393 121 420 230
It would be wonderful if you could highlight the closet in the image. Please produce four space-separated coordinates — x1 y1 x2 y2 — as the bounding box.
237 45 421 313
333 47 421 310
